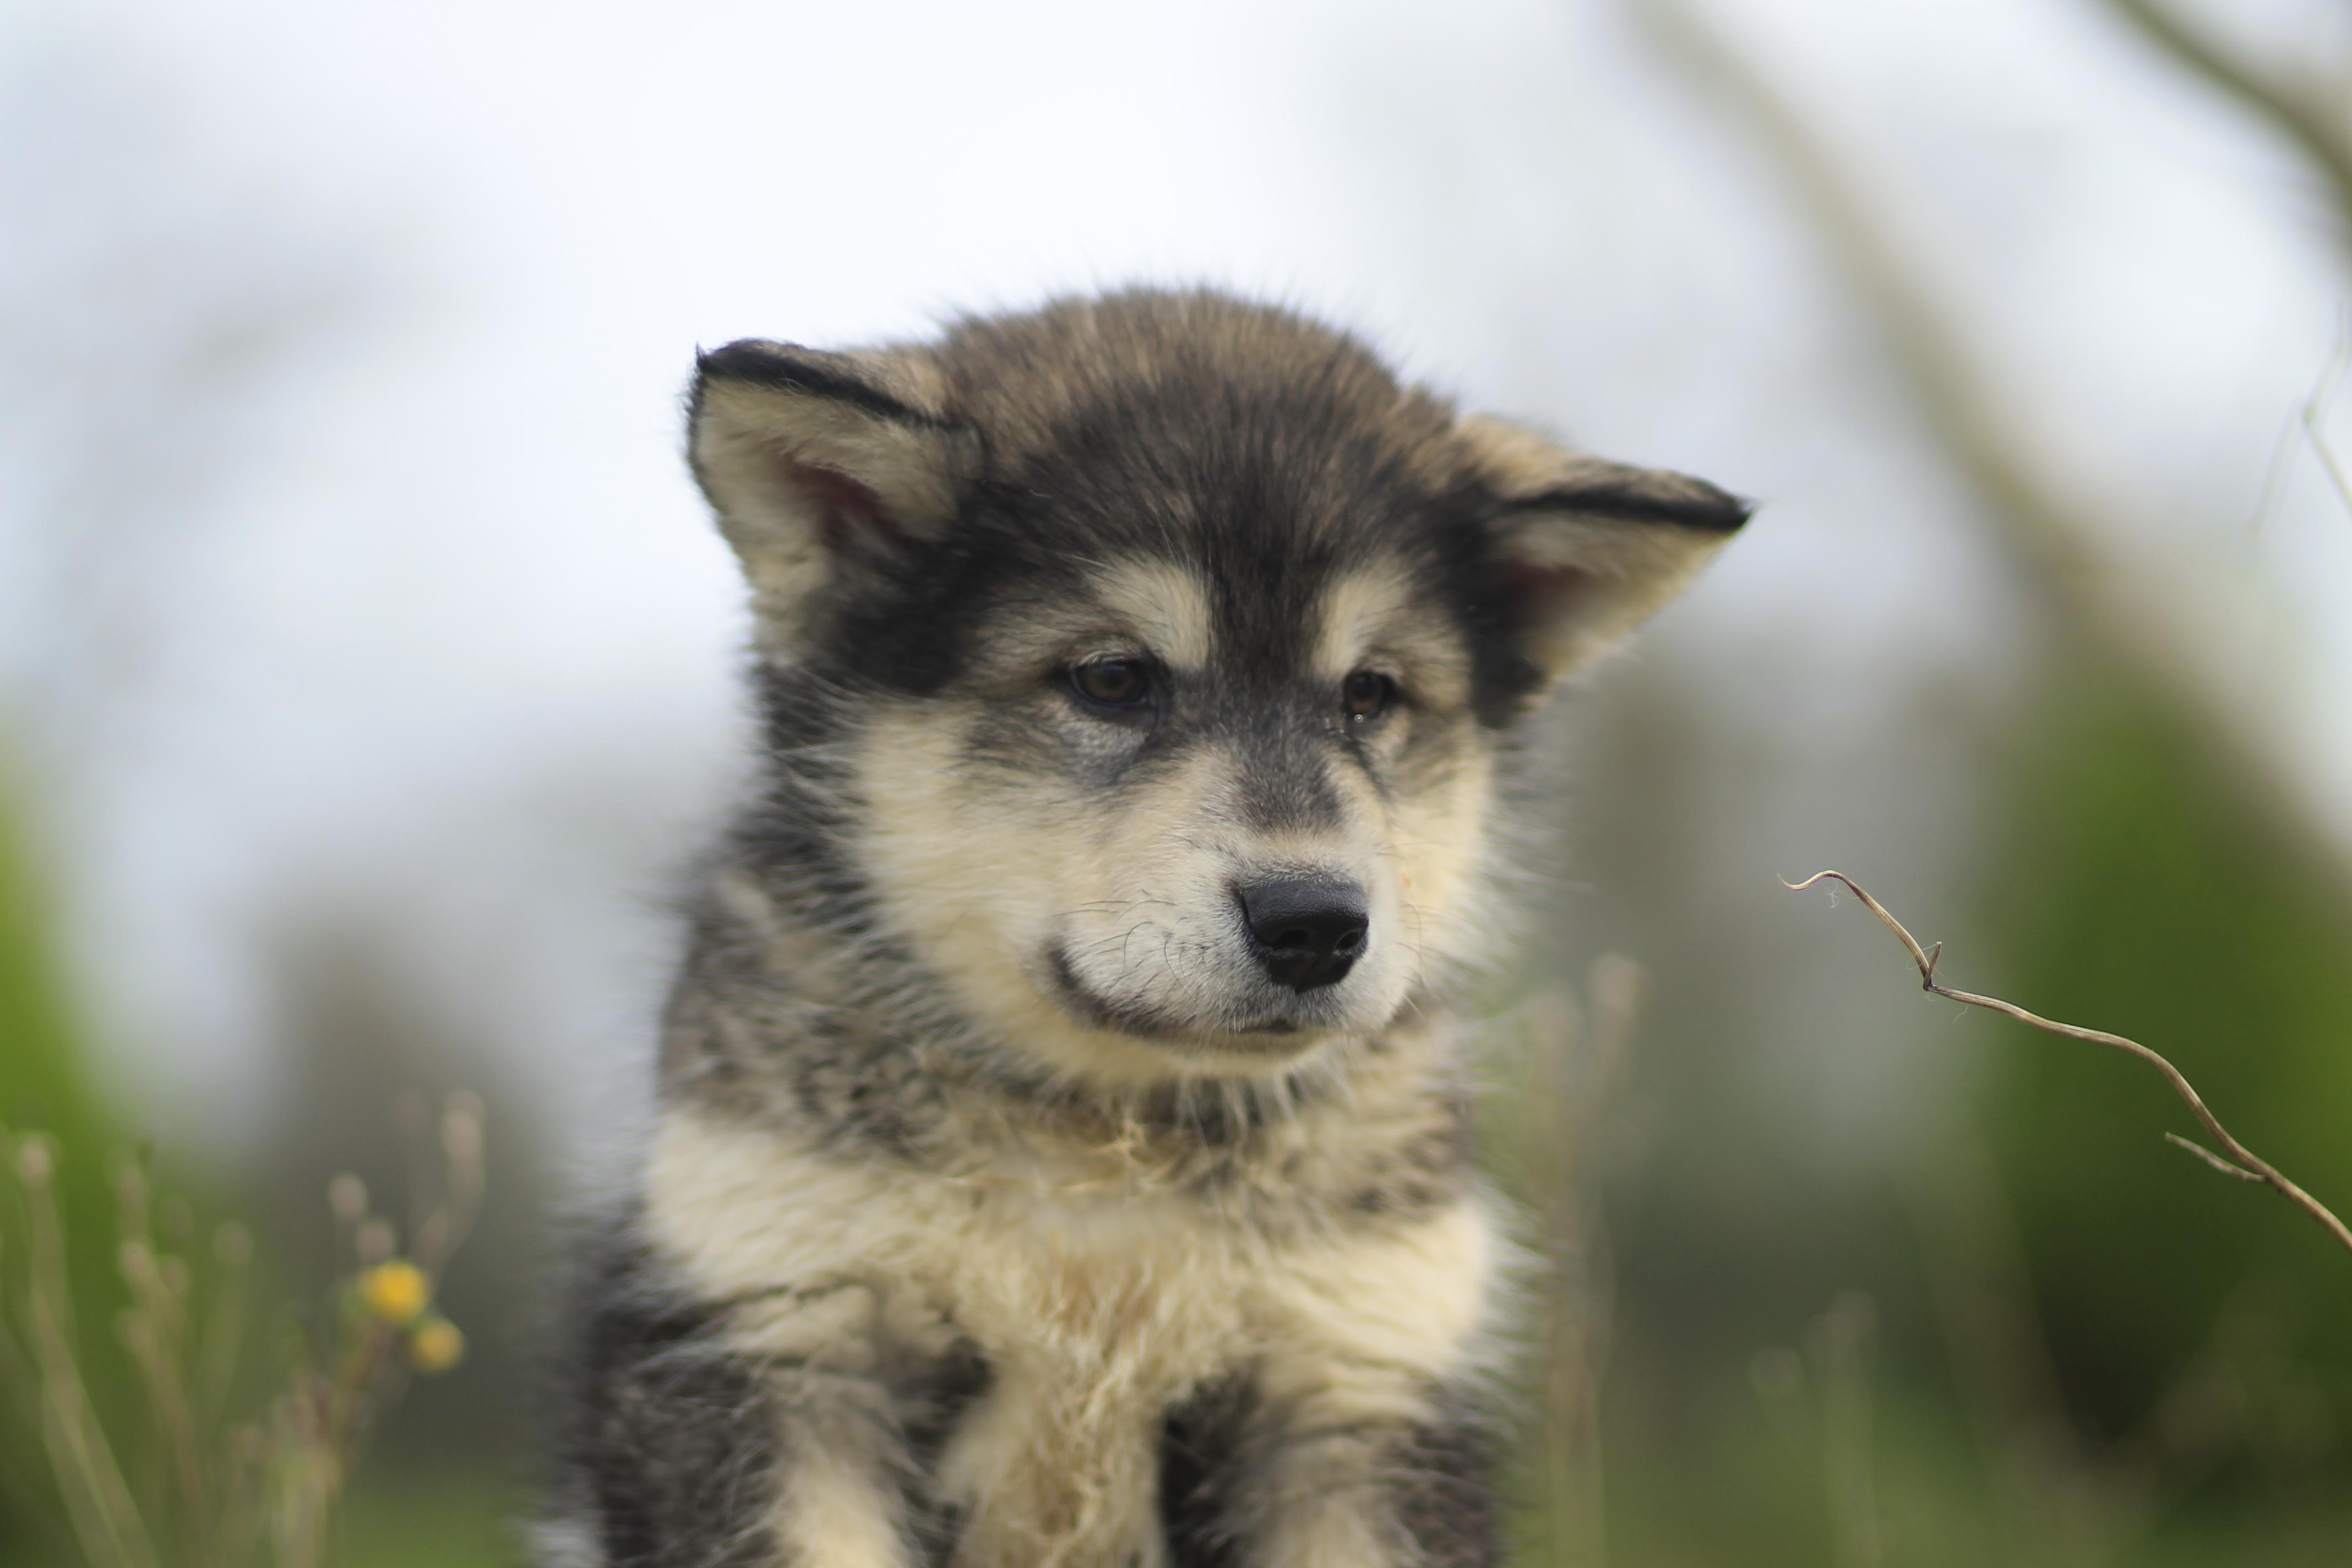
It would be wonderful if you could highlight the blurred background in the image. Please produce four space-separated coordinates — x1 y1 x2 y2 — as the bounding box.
3 0 2350 1562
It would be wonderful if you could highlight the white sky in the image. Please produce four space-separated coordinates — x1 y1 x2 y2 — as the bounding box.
3 0 2346 1158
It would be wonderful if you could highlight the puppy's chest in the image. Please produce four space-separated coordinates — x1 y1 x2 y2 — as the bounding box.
648 1090 1480 1370
924 1201 1260 1568
652 1122 1277 1566
657 1117 1265 1380
649 1107 1491 1567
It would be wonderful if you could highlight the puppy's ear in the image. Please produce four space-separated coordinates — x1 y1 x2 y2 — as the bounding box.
1458 415 1750 688
689 340 982 625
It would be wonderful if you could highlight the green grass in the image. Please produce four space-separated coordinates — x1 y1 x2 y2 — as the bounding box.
328 1474 526 1568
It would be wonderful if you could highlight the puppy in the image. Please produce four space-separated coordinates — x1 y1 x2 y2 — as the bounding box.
537 288 1746 1568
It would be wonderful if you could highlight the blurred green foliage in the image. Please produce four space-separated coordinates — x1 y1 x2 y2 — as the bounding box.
0 780 518 1568
1542 652 2352 1566
0 778 132 1562
0 779 122 1309
1978 654 2352 1507
329 1474 521 1568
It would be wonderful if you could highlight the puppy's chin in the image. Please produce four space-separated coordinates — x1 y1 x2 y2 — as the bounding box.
1154 1019 1330 1067
1042 946 1373 1067
1115 1020 1350 1086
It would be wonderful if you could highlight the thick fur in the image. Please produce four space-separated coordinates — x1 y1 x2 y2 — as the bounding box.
540 290 1746 1568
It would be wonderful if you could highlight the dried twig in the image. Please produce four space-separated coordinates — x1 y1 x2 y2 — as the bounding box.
1787 870 2352 1260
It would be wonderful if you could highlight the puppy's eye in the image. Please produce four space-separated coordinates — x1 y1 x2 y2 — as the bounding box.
1070 657 1152 709
1343 669 1397 724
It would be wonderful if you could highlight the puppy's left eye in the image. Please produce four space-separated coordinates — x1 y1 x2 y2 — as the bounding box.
1342 670 1397 724
1070 657 1152 709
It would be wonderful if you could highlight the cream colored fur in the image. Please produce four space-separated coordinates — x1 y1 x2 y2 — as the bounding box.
647 1052 1499 1568
851 673 1496 1090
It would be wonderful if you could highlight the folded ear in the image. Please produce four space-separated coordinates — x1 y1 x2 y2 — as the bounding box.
1459 415 1750 689
688 340 983 629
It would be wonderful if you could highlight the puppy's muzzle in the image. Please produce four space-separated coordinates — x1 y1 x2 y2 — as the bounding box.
1236 875 1369 993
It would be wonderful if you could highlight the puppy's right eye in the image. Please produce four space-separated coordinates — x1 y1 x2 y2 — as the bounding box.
1070 657 1151 710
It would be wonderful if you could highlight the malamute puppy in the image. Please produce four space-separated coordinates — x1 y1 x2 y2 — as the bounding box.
540 290 1745 1568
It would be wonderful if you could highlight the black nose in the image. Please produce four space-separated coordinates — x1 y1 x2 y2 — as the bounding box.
1237 875 1369 993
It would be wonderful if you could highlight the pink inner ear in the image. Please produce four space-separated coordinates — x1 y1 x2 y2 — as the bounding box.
790 460 913 558
1497 560 1591 619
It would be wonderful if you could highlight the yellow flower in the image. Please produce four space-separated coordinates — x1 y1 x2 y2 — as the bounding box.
409 1316 465 1374
358 1260 431 1326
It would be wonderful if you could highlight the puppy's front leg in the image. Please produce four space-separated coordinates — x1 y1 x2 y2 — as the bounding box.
1257 1408 1497 1568
1167 1206 1500 1568
546 1261 939 1568
760 1363 930 1568
1164 1384 1497 1568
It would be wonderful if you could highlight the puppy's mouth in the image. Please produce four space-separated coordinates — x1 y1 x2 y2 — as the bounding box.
1042 946 1313 1050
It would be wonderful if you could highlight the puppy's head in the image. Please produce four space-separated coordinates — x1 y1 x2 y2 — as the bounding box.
689 291 1745 1086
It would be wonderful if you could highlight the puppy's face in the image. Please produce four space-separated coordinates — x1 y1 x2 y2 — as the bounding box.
687 294 1745 1086
847 549 1496 1081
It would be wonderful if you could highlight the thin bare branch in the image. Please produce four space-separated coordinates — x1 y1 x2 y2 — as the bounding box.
2252 324 2352 536
2299 328 2352 516
2106 0 2352 233
1635 0 2352 904
2163 1133 2263 1182
1787 870 2352 1260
